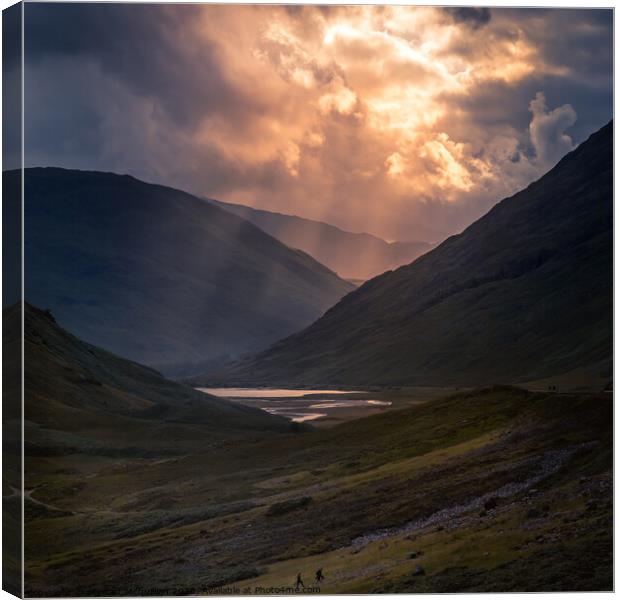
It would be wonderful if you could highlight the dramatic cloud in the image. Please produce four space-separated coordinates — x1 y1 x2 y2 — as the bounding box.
23 5 612 242
528 91 577 167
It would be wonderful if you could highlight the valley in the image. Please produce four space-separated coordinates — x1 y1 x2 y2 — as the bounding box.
23 382 612 595
16 301 612 594
12 117 614 597
7 5 614 597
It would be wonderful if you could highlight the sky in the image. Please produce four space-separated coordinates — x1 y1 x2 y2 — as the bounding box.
21 4 613 242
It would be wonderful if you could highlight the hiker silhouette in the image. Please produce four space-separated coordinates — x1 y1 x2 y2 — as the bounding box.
295 572 305 590
315 568 325 584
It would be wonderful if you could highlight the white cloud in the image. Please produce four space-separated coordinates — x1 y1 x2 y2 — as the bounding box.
528 91 577 167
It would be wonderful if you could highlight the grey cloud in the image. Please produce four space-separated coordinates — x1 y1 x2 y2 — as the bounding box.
528 92 577 167
24 55 290 201
496 8 613 85
24 3 254 132
444 7 491 29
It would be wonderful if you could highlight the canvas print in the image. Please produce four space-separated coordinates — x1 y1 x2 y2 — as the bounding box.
2 2 613 596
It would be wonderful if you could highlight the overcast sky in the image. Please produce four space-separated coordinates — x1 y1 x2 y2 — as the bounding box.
21 4 612 242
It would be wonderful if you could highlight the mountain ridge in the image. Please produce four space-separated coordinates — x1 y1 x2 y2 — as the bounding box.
18 167 354 376
209 197 435 281
212 121 613 387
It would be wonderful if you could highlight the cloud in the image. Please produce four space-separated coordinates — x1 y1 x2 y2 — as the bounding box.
444 7 492 29
318 77 358 115
23 5 611 243
528 91 577 167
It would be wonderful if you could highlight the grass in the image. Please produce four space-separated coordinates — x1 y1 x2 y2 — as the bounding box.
23 385 612 595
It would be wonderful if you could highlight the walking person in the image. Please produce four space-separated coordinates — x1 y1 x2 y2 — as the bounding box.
315 568 325 585
295 572 305 590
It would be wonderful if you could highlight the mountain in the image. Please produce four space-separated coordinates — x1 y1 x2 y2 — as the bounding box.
19 302 290 446
210 199 435 281
215 122 613 387
17 168 354 376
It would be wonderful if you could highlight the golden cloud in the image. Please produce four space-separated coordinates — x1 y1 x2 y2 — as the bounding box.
29 4 607 242
187 5 581 222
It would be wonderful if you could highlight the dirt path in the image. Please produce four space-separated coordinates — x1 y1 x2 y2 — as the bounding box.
10 486 77 516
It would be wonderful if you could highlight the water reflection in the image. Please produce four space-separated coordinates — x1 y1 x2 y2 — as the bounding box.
309 400 392 408
197 388 360 398
196 388 391 423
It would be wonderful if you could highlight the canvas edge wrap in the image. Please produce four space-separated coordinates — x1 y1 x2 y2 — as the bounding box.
3 2 24 598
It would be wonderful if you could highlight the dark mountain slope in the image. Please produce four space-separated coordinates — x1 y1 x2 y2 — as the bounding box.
20 302 289 446
210 199 434 281
17 168 353 375
218 121 612 387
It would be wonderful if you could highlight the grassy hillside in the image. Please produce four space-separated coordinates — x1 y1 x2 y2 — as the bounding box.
211 199 434 281
20 302 291 456
18 301 301 594
17 168 353 376
24 385 612 594
217 122 612 387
